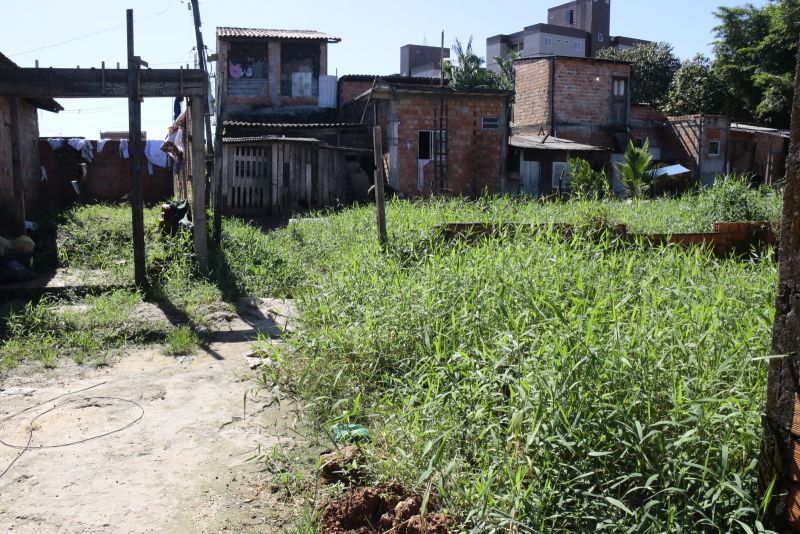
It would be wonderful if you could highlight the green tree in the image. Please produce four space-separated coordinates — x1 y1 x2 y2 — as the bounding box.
664 54 726 116
567 157 608 199
597 42 681 107
712 0 800 127
444 37 501 90
494 50 520 91
616 139 654 198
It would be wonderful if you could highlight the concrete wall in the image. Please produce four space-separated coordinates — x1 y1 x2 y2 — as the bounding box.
376 91 507 197
524 30 586 57
0 97 41 231
401 45 449 77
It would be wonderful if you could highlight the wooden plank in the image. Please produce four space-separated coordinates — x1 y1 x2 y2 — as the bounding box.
191 97 208 273
0 68 206 98
8 97 25 236
127 10 147 289
373 126 388 249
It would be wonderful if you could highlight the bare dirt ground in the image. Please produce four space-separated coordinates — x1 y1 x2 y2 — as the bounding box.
0 298 316 534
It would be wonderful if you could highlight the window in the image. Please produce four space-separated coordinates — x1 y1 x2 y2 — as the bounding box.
227 41 269 96
568 9 575 25
280 41 321 98
708 140 721 157
574 41 583 52
598 33 604 42
482 117 500 131
552 161 570 190
611 77 628 125
418 131 432 160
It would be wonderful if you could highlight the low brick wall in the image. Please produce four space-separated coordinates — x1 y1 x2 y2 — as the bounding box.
435 221 778 257
38 139 173 210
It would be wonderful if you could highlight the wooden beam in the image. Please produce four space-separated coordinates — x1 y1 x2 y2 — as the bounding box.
0 68 206 98
191 97 208 274
372 126 388 249
9 97 25 236
127 9 147 289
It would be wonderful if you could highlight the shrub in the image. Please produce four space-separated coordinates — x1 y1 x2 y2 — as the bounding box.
568 157 608 200
696 174 780 227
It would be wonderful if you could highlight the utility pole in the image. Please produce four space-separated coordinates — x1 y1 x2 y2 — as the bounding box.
761 35 800 532
189 0 218 242
127 9 147 289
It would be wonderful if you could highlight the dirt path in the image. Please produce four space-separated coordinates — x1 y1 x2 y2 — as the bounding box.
0 299 314 533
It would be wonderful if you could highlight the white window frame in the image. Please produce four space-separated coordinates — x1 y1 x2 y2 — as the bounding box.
544 36 553 48
708 140 721 157
574 41 583 52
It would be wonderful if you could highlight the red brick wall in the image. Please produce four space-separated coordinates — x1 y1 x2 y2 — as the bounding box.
513 59 552 135
39 140 172 208
553 58 630 126
381 92 507 197
667 115 730 184
338 79 375 106
0 97 42 228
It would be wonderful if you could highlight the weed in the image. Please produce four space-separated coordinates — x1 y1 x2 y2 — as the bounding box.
163 326 200 357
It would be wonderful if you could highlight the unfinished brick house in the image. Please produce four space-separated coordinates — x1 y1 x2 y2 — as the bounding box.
0 52 62 235
510 54 784 195
340 76 511 197
215 27 372 216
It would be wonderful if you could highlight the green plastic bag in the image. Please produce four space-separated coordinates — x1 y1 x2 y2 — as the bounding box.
330 423 370 443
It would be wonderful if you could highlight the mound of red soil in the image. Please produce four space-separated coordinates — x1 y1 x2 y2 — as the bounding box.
320 484 452 534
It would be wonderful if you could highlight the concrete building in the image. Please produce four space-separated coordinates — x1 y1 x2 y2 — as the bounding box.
487 0 649 71
0 52 62 233
400 45 449 78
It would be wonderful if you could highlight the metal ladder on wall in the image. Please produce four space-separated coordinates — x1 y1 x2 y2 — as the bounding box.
433 88 449 195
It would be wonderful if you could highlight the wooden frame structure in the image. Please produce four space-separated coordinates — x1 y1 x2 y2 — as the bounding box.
0 11 210 285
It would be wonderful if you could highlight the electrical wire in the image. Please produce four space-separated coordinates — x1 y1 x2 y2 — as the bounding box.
0 382 145 482
9 0 174 58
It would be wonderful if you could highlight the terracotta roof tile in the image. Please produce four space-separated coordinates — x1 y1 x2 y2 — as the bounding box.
216 27 340 42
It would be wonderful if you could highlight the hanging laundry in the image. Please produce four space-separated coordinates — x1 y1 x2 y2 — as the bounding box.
48 138 65 151
68 138 94 162
145 140 169 175
119 140 130 159
173 97 183 122
97 139 110 153
40 166 48 183
229 61 244 79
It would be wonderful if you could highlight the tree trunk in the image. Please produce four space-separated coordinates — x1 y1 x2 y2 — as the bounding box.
761 37 800 532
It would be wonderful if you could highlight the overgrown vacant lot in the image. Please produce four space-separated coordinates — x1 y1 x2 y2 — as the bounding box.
247 195 779 532
0 187 782 531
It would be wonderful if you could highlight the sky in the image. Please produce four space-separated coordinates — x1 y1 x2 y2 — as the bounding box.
0 0 772 139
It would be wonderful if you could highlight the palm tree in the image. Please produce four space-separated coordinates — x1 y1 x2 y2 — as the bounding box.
616 139 654 198
444 37 500 90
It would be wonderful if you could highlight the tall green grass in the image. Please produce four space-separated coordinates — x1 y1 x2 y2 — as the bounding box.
248 198 778 532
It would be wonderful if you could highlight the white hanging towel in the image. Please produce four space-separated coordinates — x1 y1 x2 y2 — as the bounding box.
68 138 94 162
144 140 169 175
97 139 110 153
48 138 64 151
119 140 129 159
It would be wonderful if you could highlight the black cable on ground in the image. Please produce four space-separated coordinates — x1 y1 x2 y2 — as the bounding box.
0 382 145 481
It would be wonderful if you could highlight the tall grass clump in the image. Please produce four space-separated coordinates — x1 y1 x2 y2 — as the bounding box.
694 174 781 230
275 201 777 532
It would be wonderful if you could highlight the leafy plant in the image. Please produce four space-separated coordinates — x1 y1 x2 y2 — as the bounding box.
568 157 609 199
616 139 654 198
597 42 681 107
164 326 200 357
444 37 502 90
696 173 777 226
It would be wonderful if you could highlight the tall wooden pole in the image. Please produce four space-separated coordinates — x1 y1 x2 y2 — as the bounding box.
9 97 25 236
127 9 147 289
372 126 388 249
191 97 208 273
761 35 800 532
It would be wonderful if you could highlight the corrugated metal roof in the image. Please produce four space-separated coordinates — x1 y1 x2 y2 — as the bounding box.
510 135 608 151
224 121 363 129
651 164 691 178
731 123 790 138
216 27 341 42
222 136 320 144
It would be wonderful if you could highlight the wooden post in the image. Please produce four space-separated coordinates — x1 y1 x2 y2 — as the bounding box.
761 35 800 532
126 9 147 289
372 126 388 249
8 97 25 236
191 97 208 273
